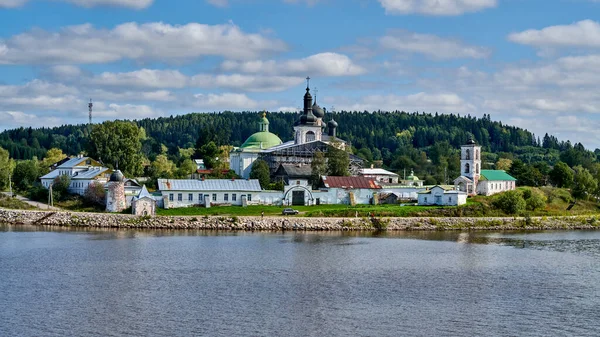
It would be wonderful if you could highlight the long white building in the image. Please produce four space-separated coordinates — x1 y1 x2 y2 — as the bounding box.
40 157 111 196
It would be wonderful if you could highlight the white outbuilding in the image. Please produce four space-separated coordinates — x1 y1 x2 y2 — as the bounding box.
418 186 467 206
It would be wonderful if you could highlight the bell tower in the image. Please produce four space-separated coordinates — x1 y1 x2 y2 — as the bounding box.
461 138 481 192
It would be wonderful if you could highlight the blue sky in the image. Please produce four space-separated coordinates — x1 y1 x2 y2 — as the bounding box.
2 0 600 148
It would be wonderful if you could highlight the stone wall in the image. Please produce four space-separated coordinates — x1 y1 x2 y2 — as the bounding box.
1 209 600 231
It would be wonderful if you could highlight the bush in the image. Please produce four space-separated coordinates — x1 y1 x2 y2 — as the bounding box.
492 190 526 215
524 188 547 211
84 182 106 206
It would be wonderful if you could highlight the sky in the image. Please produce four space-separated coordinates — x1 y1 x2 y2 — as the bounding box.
1 0 600 149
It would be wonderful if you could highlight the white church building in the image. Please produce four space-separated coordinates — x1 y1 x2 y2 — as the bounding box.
453 139 517 196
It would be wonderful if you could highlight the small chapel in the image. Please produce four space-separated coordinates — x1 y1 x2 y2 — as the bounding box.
453 139 517 196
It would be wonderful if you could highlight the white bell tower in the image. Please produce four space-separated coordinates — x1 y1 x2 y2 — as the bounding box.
461 139 481 191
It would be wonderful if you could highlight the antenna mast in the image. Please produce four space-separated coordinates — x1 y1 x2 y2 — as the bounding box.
88 99 93 124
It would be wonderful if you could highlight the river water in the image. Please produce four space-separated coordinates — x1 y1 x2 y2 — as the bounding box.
1 225 600 337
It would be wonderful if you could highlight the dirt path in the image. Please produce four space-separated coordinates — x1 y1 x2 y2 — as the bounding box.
1 192 62 211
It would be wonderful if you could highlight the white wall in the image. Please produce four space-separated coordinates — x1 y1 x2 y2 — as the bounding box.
418 187 467 206
477 180 516 196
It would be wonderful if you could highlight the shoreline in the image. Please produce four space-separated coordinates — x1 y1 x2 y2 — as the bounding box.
1 208 600 231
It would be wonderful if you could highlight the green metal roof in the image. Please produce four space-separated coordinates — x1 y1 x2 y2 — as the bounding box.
480 170 517 181
240 131 283 149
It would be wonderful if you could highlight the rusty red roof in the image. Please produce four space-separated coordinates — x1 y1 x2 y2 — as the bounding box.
322 176 381 189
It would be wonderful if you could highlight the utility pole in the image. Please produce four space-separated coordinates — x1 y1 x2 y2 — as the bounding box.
88 99 93 124
48 184 53 209
8 172 12 197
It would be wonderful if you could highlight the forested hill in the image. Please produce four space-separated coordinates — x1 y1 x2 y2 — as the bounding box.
0 110 595 184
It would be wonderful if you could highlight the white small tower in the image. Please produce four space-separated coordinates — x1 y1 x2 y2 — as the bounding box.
460 138 481 194
294 77 323 145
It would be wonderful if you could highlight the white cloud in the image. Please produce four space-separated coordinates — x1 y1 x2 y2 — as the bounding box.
221 52 366 76
379 30 490 59
191 74 304 92
378 0 497 16
93 103 162 118
508 20 600 49
92 69 189 89
0 0 153 8
0 0 26 8
336 92 475 113
0 111 62 129
192 93 277 110
0 22 286 64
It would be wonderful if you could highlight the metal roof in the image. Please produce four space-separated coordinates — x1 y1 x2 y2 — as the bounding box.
480 170 517 181
56 157 89 168
321 176 381 189
158 179 262 192
360 168 399 177
134 185 153 200
72 167 110 179
276 164 312 177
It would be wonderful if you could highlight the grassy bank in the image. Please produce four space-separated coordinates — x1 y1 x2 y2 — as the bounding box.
157 203 447 217
0 194 35 210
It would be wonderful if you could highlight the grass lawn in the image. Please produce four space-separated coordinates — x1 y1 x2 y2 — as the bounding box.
0 194 36 210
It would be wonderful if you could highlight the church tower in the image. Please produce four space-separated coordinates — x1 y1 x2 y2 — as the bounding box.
460 138 481 192
294 77 323 145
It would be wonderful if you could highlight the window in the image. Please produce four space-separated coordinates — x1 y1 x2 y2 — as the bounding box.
169 194 174 201
212 194 217 201
448 197 452 203
232 194 237 201
466 149 471 160
199 194 203 202
188 193 193 201
305 131 315 142
247 194 252 201
224 193 229 201
476 164 480 174
178 193 182 201
465 163 470 174
424 197 428 203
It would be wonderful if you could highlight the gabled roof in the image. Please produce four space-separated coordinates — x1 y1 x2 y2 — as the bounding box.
134 185 154 200
454 176 473 183
360 168 399 177
480 170 517 181
158 179 262 192
40 166 109 180
55 157 88 168
275 164 312 178
71 167 110 180
321 176 381 189
419 185 466 194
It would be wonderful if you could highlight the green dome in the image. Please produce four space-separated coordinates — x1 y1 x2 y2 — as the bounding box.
241 131 282 149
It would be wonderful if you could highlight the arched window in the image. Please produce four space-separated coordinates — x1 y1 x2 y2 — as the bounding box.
305 131 315 142
466 149 471 160
465 163 470 174
475 150 479 160
476 163 480 174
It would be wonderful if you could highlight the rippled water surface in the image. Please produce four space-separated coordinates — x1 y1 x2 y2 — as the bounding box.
2 225 600 337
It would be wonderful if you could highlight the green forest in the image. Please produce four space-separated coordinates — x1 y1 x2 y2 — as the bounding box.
1 110 599 190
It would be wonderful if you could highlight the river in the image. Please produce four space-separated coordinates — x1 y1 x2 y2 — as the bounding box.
1 224 599 336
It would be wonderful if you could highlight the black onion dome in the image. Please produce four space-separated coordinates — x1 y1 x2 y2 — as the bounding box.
110 169 124 182
300 111 317 125
312 102 325 118
327 119 338 128
466 138 476 145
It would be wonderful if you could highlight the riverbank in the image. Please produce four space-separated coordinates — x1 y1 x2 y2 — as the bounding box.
1 208 600 231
